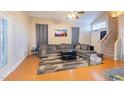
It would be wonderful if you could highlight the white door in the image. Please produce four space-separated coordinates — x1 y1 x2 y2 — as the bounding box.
0 12 12 80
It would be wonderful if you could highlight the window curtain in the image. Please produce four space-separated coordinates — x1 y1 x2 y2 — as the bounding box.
0 18 8 68
71 27 80 45
36 24 48 48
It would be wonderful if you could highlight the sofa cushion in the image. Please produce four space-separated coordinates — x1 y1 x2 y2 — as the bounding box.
80 44 89 50
47 45 57 53
47 45 56 51
55 45 59 50
77 50 96 54
65 44 72 49
59 44 66 49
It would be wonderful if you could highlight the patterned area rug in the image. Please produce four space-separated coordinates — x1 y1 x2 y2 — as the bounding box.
37 55 89 75
103 67 124 81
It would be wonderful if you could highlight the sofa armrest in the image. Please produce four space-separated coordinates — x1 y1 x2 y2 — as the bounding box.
38 49 47 57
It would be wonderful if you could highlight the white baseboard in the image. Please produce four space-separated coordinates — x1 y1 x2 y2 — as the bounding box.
114 56 121 61
10 54 28 74
0 67 10 81
0 54 28 81
114 57 119 60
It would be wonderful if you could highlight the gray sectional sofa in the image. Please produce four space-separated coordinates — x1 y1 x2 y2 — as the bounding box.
38 43 103 63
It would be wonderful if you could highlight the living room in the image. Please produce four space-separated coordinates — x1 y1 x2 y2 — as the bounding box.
0 11 124 81
1 0 124 93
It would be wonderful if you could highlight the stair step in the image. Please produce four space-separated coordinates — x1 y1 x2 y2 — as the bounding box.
102 50 114 55
104 47 114 50
107 46 114 48
102 49 114 53
107 44 114 46
107 43 114 45
103 52 114 56
108 44 114 46
100 32 116 59
108 41 115 43
108 40 115 42
101 47 114 55
102 47 114 49
104 53 114 58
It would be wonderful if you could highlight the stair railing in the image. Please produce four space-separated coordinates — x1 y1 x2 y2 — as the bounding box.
99 30 117 53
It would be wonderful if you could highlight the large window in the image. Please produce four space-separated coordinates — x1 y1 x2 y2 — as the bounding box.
92 21 107 31
0 17 8 68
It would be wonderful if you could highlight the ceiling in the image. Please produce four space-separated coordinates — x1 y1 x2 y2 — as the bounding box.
26 11 104 24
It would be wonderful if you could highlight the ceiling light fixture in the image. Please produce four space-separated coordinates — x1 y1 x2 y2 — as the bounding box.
71 14 76 18
111 11 123 18
66 11 84 20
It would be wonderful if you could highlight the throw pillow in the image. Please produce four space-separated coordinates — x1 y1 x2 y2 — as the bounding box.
75 44 80 50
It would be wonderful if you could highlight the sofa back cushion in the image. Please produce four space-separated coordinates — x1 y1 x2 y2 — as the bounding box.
65 44 72 49
80 44 89 50
58 44 66 49
47 45 56 51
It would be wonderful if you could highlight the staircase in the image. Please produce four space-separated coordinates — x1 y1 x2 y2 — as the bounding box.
100 31 117 59
102 41 114 58
98 13 118 59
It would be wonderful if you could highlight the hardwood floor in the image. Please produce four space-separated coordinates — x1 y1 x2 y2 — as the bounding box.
5 55 124 81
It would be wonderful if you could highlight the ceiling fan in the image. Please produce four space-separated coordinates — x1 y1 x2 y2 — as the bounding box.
67 11 84 20
76 11 85 14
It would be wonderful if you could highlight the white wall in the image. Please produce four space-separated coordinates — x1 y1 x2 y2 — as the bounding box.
118 13 124 27
116 13 124 60
29 17 91 51
91 13 108 52
8 12 29 65
78 23 91 44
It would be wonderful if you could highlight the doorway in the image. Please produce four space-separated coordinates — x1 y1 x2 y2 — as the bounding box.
0 12 12 80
